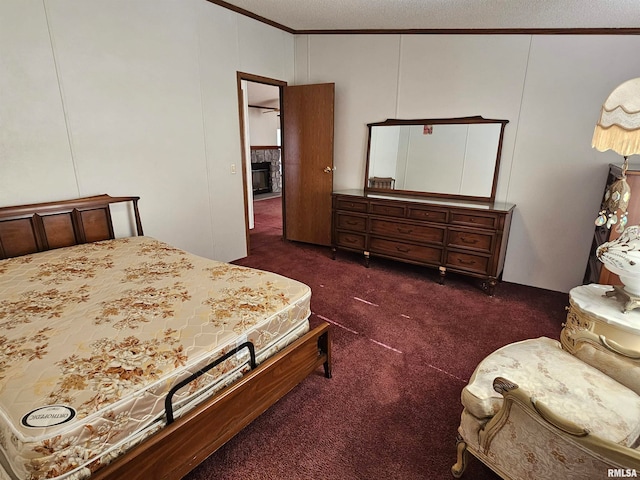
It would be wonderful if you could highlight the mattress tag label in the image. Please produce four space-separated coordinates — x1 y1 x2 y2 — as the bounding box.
21 405 76 428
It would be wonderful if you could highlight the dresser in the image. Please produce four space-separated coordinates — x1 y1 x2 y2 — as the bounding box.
584 163 640 285
332 190 515 295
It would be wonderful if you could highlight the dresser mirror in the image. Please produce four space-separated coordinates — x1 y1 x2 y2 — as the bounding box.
364 116 509 202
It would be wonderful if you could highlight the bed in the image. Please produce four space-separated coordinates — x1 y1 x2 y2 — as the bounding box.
0 194 332 480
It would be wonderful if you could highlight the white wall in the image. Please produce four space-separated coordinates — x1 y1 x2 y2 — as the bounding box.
0 0 78 204
0 0 294 263
295 33 640 293
403 125 467 194
3 1 640 293
369 125 401 178
248 108 280 146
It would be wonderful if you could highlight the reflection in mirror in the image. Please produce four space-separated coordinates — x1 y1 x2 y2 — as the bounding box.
365 117 508 202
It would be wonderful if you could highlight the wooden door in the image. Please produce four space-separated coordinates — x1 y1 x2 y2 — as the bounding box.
282 83 335 246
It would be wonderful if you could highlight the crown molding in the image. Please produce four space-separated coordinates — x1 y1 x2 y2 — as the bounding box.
207 0 295 34
207 2 640 35
295 28 640 35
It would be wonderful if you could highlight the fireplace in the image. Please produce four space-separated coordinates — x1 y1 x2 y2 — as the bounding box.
251 162 272 194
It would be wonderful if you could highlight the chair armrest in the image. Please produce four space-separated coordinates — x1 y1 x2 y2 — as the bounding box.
477 376 640 471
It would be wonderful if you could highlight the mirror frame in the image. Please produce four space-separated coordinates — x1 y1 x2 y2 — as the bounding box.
364 116 509 202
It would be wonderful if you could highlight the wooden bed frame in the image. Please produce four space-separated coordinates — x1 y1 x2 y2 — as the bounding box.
0 194 332 479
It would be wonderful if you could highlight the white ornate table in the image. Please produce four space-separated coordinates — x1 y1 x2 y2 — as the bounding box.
561 283 640 393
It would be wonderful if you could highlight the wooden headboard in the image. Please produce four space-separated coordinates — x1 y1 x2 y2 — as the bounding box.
0 194 143 259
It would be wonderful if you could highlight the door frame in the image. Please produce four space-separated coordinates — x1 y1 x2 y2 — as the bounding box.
236 72 287 254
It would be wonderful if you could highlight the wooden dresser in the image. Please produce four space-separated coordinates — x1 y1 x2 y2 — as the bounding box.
332 190 515 294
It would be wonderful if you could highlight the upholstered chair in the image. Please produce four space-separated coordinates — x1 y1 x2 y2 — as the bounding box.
452 337 640 479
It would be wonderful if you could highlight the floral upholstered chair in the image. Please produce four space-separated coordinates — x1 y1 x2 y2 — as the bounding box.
452 337 640 479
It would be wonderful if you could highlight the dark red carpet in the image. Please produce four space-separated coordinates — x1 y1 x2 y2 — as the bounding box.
184 196 567 480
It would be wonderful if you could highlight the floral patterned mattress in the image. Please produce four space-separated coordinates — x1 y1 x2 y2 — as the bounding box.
0 236 311 480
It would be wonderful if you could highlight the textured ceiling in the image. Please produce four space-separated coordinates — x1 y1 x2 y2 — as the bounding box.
247 82 279 106
219 0 640 31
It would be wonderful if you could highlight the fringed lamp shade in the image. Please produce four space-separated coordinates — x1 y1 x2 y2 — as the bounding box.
592 78 640 156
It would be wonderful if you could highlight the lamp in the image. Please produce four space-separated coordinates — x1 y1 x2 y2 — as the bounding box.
593 78 640 311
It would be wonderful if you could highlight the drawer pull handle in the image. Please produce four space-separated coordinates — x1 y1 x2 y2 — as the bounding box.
397 227 413 234
346 220 359 226
345 237 358 244
460 237 478 244
457 258 475 265
396 246 410 253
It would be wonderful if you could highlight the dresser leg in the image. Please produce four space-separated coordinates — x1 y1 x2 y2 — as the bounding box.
485 279 497 296
331 247 336 260
364 251 370 268
438 266 446 284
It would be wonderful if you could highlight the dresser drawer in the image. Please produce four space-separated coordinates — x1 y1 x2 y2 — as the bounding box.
448 228 494 253
335 212 367 232
335 197 368 213
370 237 442 264
446 250 490 275
370 202 405 217
331 192 514 294
335 231 366 250
450 211 499 229
370 218 445 245
407 206 448 223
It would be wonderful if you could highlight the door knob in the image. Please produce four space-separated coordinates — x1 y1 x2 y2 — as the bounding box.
323 166 333 173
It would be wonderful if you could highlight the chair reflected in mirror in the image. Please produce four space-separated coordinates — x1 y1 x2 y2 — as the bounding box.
369 176 395 189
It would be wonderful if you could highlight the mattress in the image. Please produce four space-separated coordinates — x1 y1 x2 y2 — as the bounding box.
0 236 311 480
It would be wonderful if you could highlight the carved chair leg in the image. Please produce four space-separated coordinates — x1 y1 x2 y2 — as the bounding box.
451 434 468 478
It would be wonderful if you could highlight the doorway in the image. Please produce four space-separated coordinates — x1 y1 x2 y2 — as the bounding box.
237 73 286 254
237 74 335 255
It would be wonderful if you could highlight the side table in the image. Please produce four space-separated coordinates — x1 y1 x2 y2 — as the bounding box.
561 283 640 394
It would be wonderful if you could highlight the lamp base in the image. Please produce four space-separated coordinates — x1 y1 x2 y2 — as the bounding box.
604 285 640 313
